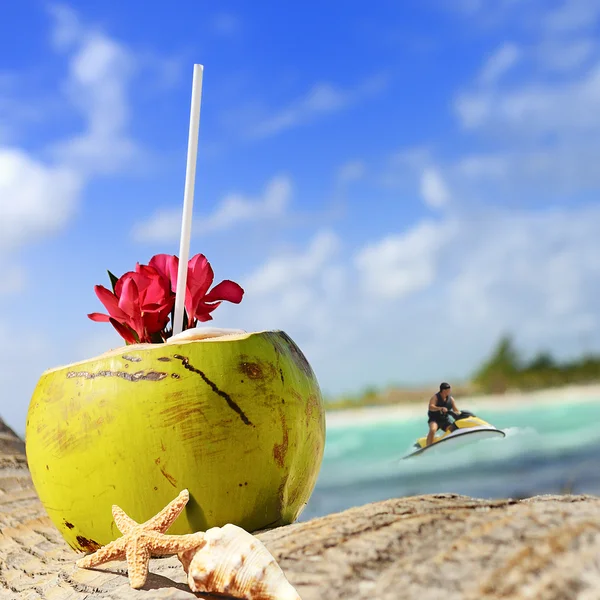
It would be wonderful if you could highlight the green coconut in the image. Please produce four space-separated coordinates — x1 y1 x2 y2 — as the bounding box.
25 329 325 552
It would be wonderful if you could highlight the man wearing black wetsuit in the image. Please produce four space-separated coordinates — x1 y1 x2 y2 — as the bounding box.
426 382 460 446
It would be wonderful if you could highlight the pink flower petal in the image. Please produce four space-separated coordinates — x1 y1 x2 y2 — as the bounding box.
142 310 171 334
133 266 169 307
202 280 244 305
196 313 215 323
149 254 179 293
187 254 214 299
109 318 139 344
94 285 128 320
118 277 140 317
87 312 111 322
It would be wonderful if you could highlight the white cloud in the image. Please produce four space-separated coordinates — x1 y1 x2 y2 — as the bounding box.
542 0 600 34
420 167 451 208
203 176 291 232
479 43 520 85
49 5 139 174
422 2 600 371
451 9 600 195
48 3 81 48
245 230 340 296
132 175 292 243
216 230 347 366
0 149 82 250
453 0 600 37
455 153 509 179
536 39 596 72
377 146 434 191
337 160 366 184
248 84 345 139
0 6 145 434
449 0 533 27
453 0 600 122
445 207 600 342
355 220 454 300
219 202 600 397
131 208 182 244
453 1 600 78
456 59 600 137
451 143 600 198
454 93 493 130
0 5 139 265
246 74 389 139
214 0 600 396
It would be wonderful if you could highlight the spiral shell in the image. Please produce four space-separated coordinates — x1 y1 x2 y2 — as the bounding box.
178 523 301 599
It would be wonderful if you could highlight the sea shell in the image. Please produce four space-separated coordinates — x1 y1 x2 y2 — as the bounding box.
178 523 301 599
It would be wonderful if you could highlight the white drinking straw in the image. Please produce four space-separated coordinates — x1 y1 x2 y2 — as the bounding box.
173 64 204 336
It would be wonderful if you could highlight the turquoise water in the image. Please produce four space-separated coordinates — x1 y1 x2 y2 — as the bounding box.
299 397 600 521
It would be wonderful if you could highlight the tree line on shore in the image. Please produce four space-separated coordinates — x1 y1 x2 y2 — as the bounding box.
472 335 600 394
324 335 600 410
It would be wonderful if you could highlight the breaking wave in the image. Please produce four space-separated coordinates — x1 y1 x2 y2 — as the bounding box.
300 396 600 521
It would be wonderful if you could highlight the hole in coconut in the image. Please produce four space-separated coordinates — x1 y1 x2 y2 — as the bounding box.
166 327 247 343
44 328 259 373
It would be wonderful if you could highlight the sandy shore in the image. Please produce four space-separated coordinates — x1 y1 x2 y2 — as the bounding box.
326 382 600 428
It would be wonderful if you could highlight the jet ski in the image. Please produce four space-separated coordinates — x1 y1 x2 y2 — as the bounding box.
402 410 505 459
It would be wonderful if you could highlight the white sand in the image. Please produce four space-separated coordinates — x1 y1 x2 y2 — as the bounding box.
326 383 600 428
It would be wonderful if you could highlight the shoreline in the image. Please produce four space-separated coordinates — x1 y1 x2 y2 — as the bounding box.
325 382 600 428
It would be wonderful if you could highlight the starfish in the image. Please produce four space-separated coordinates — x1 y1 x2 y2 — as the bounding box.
76 489 205 589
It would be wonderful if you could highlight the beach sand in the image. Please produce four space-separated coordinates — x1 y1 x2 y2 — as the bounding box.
326 382 600 428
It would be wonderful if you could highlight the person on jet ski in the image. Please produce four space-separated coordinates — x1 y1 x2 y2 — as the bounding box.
426 382 460 446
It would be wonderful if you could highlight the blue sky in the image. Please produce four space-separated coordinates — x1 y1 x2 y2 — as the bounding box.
2 0 600 434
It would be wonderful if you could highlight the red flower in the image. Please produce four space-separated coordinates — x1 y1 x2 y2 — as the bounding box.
88 253 244 344
149 253 244 327
88 267 174 343
185 254 244 324
148 254 178 293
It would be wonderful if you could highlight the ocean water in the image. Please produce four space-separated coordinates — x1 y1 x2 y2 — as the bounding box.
299 396 600 521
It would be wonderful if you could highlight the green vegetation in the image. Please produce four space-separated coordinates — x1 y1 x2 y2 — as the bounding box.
472 335 600 394
324 335 600 411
